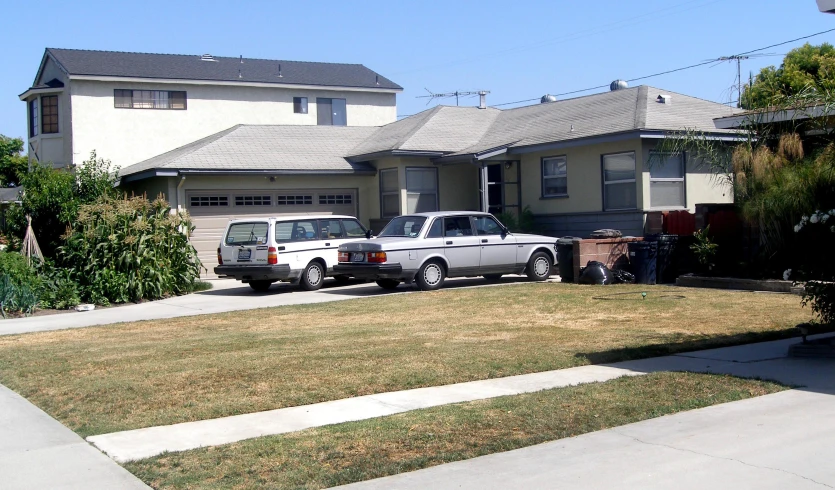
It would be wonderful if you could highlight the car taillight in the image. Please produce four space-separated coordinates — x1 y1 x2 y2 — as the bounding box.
268 247 278 265
367 252 387 263
217 247 223 265
338 252 349 262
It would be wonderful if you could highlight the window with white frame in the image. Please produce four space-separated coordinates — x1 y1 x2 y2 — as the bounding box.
380 168 399 218
602 152 637 210
406 167 438 213
650 152 686 208
541 156 567 197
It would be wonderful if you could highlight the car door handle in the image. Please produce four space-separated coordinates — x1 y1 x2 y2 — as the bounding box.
481 239 488 243
446 241 453 245
325 243 330 246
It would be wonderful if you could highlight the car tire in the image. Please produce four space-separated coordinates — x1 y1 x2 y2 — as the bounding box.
526 251 552 281
483 274 503 281
333 274 352 285
415 260 446 291
249 280 272 292
300 261 325 291
375 279 400 290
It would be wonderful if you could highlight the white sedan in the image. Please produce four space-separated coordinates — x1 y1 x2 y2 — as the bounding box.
333 211 557 291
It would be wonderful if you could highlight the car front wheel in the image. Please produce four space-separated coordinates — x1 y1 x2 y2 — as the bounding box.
416 260 445 291
300 261 325 291
526 251 552 281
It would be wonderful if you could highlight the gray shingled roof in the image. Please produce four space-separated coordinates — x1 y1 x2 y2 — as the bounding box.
348 106 501 157
449 85 741 156
45 48 402 90
120 125 378 177
0 187 22 203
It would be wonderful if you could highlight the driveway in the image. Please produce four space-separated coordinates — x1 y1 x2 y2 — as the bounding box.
0 276 537 336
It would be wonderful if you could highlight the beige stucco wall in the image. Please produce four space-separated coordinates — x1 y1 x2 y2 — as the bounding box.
68 79 397 169
518 139 645 215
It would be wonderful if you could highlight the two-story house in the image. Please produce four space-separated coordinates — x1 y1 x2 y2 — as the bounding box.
19 48 402 169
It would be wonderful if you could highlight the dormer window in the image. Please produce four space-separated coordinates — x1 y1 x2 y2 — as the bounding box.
114 90 187 109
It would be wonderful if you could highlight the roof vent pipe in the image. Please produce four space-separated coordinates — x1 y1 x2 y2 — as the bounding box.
478 91 488 109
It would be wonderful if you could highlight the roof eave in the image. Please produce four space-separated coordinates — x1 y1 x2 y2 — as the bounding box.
19 86 65 100
347 149 447 162
66 74 402 93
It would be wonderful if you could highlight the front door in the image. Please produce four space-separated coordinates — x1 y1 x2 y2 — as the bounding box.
486 164 503 215
442 216 481 275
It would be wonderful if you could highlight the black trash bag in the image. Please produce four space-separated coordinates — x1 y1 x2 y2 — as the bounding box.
578 261 614 285
612 269 636 284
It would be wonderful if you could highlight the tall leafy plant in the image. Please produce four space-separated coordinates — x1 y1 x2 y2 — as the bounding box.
60 195 202 304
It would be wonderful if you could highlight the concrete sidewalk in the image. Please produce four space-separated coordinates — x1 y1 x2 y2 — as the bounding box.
340 342 835 490
87 334 835 464
0 276 535 336
0 384 149 490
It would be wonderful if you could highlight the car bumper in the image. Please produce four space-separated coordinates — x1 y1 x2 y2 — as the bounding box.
214 264 297 282
333 263 404 280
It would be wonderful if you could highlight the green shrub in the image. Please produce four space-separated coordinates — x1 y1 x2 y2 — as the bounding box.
60 195 202 304
0 250 39 287
35 260 80 310
802 281 835 324
495 206 539 234
0 252 41 317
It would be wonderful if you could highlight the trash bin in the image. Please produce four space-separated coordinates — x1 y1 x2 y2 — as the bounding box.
628 241 657 285
557 237 578 283
644 234 679 284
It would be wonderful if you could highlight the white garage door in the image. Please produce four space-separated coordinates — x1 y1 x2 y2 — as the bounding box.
187 189 358 276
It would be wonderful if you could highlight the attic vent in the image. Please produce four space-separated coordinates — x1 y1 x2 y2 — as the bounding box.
201 54 217 62
657 94 671 105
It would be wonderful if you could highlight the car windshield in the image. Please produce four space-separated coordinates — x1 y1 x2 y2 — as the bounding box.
225 222 269 246
378 216 427 237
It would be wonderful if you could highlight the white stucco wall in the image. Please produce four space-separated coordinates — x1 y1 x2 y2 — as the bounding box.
69 79 397 169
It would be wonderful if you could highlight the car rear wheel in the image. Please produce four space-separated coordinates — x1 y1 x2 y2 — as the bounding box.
483 274 503 281
526 251 552 281
416 260 445 291
375 279 400 290
249 280 272 292
300 261 325 291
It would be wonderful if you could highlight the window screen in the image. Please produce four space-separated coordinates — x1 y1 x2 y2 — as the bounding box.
406 168 438 214
602 152 637 210
542 156 568 197
650 153 686 208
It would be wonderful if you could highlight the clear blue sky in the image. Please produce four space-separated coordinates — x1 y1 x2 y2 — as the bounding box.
1 0 832 143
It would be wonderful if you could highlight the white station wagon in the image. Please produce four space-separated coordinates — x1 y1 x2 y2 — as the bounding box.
333 211 557 291
214 215 370 291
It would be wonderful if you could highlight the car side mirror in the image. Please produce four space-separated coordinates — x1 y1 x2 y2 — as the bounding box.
365 229 373 239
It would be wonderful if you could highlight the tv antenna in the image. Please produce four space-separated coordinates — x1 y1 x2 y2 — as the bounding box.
417 88 491 107
709 53 779 106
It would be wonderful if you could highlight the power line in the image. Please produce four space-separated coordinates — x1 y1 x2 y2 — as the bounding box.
488 28 835 109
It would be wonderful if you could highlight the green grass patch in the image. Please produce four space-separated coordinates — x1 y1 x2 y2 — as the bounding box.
0 283 810 436
124 372 786 489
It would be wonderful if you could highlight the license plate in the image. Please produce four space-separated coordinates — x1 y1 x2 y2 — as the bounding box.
238 249 252 261
351 252 365 262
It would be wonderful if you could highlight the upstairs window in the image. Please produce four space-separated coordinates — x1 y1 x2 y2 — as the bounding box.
602 152 637 211
114 90 187 109
29 99 38 137
316 98 347 126
41 95 59 134
650 152 686 208
293 97 308 114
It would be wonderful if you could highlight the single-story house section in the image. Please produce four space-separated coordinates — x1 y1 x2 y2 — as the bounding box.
119 84 742 267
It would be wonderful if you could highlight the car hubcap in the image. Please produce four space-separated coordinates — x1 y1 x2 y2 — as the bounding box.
308 265 322 284
534 257 549 277
424 264 442 285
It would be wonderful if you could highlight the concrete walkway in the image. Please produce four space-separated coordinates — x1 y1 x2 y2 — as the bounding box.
0 384 149 490
87 334 834 464
0 276 536 336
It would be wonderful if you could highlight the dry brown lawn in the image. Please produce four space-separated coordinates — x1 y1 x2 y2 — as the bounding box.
0 283 811 436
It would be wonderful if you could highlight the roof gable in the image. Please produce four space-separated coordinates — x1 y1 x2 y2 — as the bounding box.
43 48 402 91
